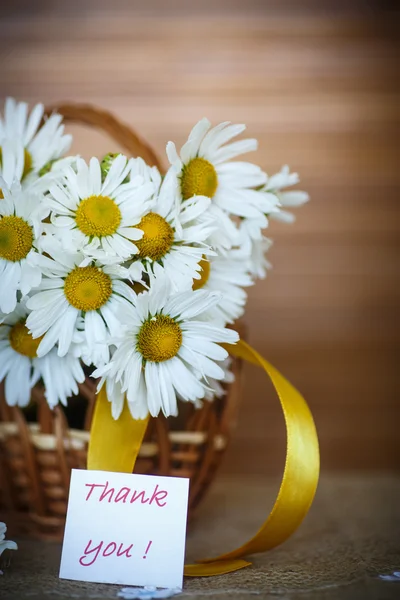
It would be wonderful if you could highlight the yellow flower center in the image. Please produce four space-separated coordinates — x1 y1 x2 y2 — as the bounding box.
135 212 174 261
9 321 43 358
0 215 34 262
23 149 33 179
192 257 211 290
75 195 122 237
137 315 182 362
180 157 218 200
0 189 4 200
64 266 113 311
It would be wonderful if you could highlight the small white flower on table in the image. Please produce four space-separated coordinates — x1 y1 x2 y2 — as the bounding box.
117 586 181 599
378 571 400 582
0 522 18 575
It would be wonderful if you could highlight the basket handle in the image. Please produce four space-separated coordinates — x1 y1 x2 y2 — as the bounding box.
45 103 163 170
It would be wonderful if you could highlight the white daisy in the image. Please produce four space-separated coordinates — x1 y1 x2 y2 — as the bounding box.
230 189 278 254
192 252 253 325
0 97 72 184
25 238 137 363
127 171 216 291
0 302 85 408
93 277 239 419
263 165 309 223
0 178 48 314
0 522 17 558
128 156 162 197
228 215 274 280
166 118 277 250
0 140 24 188
101 153 162 198
200 357 234 402
245 236 273 280
46 155 154 262
118 586 181 599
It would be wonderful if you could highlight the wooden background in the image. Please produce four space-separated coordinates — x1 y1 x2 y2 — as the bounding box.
0 1 398 473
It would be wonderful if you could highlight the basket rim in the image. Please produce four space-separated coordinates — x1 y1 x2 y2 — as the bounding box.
45 102 163 170
0 420 227 452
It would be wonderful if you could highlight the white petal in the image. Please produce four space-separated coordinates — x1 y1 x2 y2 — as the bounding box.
165 290 221 321
278 190 309 207
89 157 102 196
166 141 181 167
212 139 258 165
57 305 78 356
144 362 162 417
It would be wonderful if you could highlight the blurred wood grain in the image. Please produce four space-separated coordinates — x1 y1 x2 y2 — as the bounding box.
0 1 398 473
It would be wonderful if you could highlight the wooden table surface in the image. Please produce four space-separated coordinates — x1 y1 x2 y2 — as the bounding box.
2 473 400 599
0 1 398 473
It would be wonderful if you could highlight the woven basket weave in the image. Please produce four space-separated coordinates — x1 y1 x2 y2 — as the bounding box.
0 105 243 540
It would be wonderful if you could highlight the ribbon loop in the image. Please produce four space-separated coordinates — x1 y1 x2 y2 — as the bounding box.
184 340 319 575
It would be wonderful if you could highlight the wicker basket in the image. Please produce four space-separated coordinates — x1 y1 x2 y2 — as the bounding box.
0 105 243 540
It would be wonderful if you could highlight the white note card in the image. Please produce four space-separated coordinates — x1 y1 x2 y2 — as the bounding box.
60 469 190 589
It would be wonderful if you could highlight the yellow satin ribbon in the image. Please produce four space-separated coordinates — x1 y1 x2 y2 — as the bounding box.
87 387 149 472
88 340 320 577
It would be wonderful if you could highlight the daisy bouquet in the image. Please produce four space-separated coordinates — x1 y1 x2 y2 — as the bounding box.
0 98 309 421
0 99 321 575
